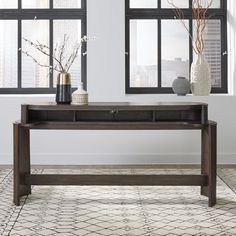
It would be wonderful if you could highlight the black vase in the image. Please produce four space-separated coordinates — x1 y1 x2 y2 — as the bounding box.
56 72 72 104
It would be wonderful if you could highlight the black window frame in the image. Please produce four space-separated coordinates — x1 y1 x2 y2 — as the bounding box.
0 0 87 94
125 0 228 94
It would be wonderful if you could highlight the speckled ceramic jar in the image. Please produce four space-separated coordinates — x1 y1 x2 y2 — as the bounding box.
172 77 190 96
71 82 88 105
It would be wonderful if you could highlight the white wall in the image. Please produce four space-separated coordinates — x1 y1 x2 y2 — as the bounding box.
0 0 236 165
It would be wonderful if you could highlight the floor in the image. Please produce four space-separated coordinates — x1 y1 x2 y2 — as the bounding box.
1 167 236 236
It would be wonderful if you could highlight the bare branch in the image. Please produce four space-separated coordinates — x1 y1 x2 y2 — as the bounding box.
167 0 213 54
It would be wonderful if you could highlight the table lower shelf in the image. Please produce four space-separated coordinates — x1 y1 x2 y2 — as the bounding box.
23 174 208 186
20 121 206 130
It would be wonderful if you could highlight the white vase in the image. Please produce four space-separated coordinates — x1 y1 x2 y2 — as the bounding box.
71 82 88 105
190 54 211 96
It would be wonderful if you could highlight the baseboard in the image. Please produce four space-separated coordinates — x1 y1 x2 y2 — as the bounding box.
1 153 236 165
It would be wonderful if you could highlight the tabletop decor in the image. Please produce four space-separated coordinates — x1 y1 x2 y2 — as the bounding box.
172 76 190 96
20 35 88 104
168 0 213 96
71 82 88 105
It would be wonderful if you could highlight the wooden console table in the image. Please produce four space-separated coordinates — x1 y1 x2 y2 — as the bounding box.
13 102 217 206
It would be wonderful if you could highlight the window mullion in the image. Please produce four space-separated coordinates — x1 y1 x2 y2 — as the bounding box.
17 0 22 89
50 0 53 9
49 0 53 89
49 0 54 89
81 16 87 90
18 19 22 89
158 19 161 88
49 19 53 89
221 16 228 93
189 18 193 82
81 0 87 10
125 17 130 94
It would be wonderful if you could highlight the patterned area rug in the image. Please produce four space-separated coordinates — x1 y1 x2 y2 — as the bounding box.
0 168 236 236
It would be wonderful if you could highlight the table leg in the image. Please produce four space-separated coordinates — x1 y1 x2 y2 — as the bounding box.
13 123 31 206
201 122 217 207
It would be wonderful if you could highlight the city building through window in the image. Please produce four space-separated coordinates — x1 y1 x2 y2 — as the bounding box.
0 0 86 94
125 0 227 94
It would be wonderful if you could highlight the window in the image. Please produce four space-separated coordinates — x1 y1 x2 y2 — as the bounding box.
125 0 227 94
0 0 86 94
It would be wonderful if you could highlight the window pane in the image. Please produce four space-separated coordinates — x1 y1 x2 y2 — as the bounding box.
0 21 18 88
162 20 189 87
130 20 158 88
130 0 157 8
210 0 220 8
193 0 220 8
0 0 17 8
54 0 81 8
53 20 82 87
203 20 222 88
22 20 50 88
161 0 188 8
22 0 49 8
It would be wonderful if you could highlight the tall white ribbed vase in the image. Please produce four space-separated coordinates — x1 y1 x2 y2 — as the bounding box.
190 54 211 96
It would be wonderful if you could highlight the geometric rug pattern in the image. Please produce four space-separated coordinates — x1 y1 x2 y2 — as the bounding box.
1 168 236 236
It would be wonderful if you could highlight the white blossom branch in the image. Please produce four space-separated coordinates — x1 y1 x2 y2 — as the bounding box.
20 34 93 74
19 48 59 71
23 37 64 71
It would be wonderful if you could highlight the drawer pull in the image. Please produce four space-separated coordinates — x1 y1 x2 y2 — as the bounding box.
110 110 119 114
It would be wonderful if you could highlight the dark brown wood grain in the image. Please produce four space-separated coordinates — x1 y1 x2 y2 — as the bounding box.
25 102 208 111
201 121 217 207
25 174 207 186
13 123 31 206
14 102 217 207
22 122 205 130
23 102 208 125
21 104 29 124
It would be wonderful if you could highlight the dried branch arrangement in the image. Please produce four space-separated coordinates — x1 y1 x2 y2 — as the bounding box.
19 35 89 73
167 0 213 54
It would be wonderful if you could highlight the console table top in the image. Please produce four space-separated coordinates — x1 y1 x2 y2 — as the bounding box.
23 102 207 110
